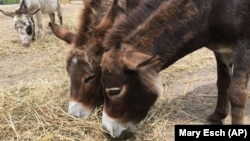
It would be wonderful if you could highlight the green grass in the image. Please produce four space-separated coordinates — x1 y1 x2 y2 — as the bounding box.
0 0 19 4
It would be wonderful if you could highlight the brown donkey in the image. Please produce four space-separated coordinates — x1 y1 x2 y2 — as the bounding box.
101 0 250 138
49 0 140 118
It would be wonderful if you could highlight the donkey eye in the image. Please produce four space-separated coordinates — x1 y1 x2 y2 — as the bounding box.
26 25 32 35
83 73 96 83
107 88 121 97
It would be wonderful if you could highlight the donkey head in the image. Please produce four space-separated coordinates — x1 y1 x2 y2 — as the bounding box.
0 0 40 47
99 0 169 138
101 43 163 138
49 0 124 118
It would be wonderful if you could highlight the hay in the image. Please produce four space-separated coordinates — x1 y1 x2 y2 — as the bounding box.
60 0 71 4
1 2 250 141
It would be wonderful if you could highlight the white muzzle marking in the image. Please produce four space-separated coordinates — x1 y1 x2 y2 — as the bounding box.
102 111 136 138
68 101 92 118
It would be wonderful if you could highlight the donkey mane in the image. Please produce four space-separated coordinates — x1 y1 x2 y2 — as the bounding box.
66 47 99 70
124 0 201 54
67 0 123 69
74 0 114 47
14 0 28 15
103 0 165 50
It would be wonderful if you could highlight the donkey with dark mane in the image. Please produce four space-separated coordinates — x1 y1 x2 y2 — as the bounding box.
100 0 250 138
49 0 141 118
0 0 62 47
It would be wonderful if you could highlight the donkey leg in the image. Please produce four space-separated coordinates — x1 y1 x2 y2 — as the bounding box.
207 51 233 124
228 73 249 124
49 12 55 23
228 41 250 124
35 11 44 35
57 0 63 25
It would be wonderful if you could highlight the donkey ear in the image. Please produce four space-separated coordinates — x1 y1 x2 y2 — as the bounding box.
95 0 124 38
49 22 75 44
16 0 29 14
123 51 162 72
0 9 15 17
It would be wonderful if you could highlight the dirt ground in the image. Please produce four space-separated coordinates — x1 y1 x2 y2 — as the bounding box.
0 2 250 141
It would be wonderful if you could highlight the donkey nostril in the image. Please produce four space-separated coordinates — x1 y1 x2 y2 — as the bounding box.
102 112 135 139
102 125 134 139
103 128 134 140
118 130 134 139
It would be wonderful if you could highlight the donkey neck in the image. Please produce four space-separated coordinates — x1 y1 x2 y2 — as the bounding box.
124 0 250 70
123 0 213 70
104 0 165 51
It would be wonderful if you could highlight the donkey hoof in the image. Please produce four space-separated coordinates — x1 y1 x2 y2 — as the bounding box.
207 114 224 125
22 43 30 47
